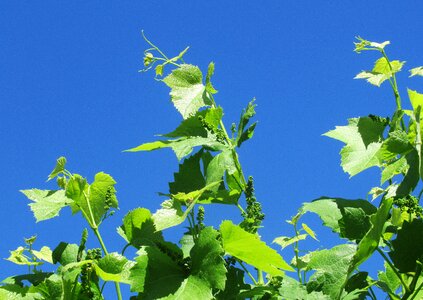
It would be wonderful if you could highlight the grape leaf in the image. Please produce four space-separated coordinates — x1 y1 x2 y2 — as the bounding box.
377 262 401 298
140 246 185 299
215 266 249 300
31 246 53 264
94 253 134 283
163 64 211 119
152 199 185 231
126 136 226 161
21 189 72 222
0 284 43 300
161 276 213 300
279 276 330 299
169 151 205 194
302 197 377 241
128 250 148 292
410 66 423 77
205 149 236 187
6 247 42 266
273 234 307 249
163 107 223 138
118 208 163 248
377 130 413 161
236 100 257 147
381 156 408 185
220 220 293 275
306 244 356 299
324 117 386 176
205 62 218 94
408 89 423 116
190 227 227 290
349 197 393 272
389 218 423 273
65 173 117 227
355 57 404 87
47 157 67 181
52 242 79 266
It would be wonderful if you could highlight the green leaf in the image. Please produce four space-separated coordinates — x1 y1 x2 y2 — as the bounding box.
190 227 227 290
410 66 423 77
140 246 185 299
306 244 356 299
273 234 307 249
302 223 318 241
31 246 53 264
302 197 377 241
32 274 70 300
324 117 386 176
355 57 404 87
163 107 223 138
52 242 79 266
6 247 42 266
377 262 401 298
279 276 330 300
408 89 423 113
161 276 213 300
381 156 408 184
65 174 88 215
118 208 163 248
126 136 225 161
163 64 210 119
205 62 218 94
350 197 393 272
377 130 413 161
0 284 43 300
344 272 369 300
396 150 420 196
220 220 293 275
153 183 220 231
94 252 134 283
152 199 185 231
128 250 148 292
205 149 236 187
2 273 52 286
389 218 423 273
169 151 205 194
236 100 257 147
215 266 249 300
65 172 117 227
21 189 72 222
47 157 67 181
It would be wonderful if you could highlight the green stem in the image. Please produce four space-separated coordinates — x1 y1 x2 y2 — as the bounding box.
376 247 410 294
381 50 402 111
238 261 258 285
142 30 170 61
369 285 377 300
293 222 303 283
93 228 122 300
257 269 264 285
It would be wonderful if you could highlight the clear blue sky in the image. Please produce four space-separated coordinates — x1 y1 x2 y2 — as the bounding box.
1 1 423 298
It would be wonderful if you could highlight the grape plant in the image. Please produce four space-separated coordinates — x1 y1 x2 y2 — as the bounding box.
2 34 423 299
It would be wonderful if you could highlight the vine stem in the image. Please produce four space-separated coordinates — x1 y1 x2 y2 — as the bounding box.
208 92 266 283
94 228 123 300
238 261 258 285
293 222 303 284
376 247 410 294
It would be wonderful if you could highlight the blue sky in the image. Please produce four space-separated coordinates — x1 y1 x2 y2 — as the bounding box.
1 1 423 298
